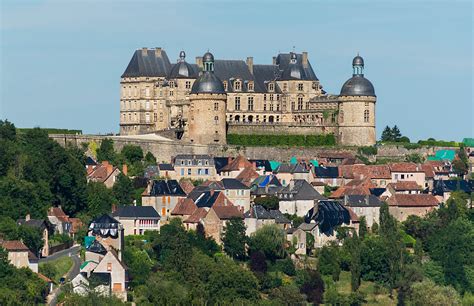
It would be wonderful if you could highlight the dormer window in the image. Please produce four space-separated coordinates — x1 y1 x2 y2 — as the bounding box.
234 80 241 91
248 82 254 91
185 81 191 89
169 81 175 88
223 81 228 91
298 83 304 91
269 82 274 92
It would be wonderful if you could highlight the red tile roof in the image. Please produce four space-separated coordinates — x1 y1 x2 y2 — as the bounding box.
212 205 244 220
179 180 195 195
87 162 119 182
171 198 198 216
236 167 260 187
387 194 439 207
184 208 209 223
330 186 371 198
340 165 391 179
347 207 359 222
387 181 422 191
69 218 83 234
0 240 29 251
389 162 423 173
221 155 253 172
421 164 435 178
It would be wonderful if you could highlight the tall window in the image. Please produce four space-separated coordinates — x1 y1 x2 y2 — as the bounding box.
276 103 280 111
214 102 219 111
248 97 254 111
214 116 219 125
235 97 241 110
291 101 295 110
169 81 175 88
297 97 303 110
185 81 191 89
146 101 150 109
306 101 310 109
270 94 274 101
269 83 274 91
154 113 158 122
145 113 150 123
248 82 254 91
263 103 267 111
364 110 370 123
223 81 228 91
145 87 150 96
270 103 274 111
298 83 304 91
234 81 241 91
283 83 288 91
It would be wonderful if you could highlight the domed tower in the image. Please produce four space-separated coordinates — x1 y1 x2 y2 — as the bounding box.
185 51 227 144
338 54 376 146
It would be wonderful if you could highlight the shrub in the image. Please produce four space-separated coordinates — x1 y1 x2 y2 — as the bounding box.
226 134 335 147
273 258 296 276
358 146 377 156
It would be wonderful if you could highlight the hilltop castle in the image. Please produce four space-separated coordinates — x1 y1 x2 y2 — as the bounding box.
119 48 376 146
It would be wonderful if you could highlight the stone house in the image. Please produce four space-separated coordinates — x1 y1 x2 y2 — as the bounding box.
286 228 306 255
17 215 50 257
432 180 472 203
47 206 72 235
183 207 209 231
386 181 422 196
173 154 217 180
142 179 187 220
112 206 161 236
250 174 283 199
387 194 439 222
221 178 251 212
312 166 342 187
0 240 30 270
244 205 291 236
87 214 124 261
389 163 426 188
235 166 260 187
277 179 326 217
93 250 128 301
202 205 243 244
342 195 382 228
340 164 391 187
171 198 198 221
158 163 176 179
219 156 254 178
275 163 311 186
87 161 124 188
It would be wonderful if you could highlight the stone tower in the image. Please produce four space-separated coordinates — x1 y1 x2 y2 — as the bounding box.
185 52 227 144
338 55 376 146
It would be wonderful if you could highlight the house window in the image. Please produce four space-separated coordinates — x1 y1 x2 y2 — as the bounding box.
235 97 241 110
291 101 295 110
364 110 370 123
263 103 267 111
169 81 175 88
297 97 303 110
188 168 191 175
107 263 112 271
276 103 280 111
169 90 174 96
264 94 267 101
298 83 304 91
214 102 219 111
234 80 241 91
331 113 337 123
248 82 254 91
214 116 219 125
145 113 150 123
198 169 202 175
365 102 369 107
270 94 274 101
145 87 150 97
180 168 185 176
283 83 288 91
248 97 254 110
223 81 228 91
269 83 274 91
185 81 191 89
306 101 310 109
205 169 209 175
154 113 157 122
270 103 274 111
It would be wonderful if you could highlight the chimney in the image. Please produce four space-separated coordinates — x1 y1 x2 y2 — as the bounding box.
246 57 254 74
302 52 308 68
111 204 117 213
196 56 203 69
122 164 128 176
272 56 277 65
141 47 148 56
25 214 30 221
154 47 162 57
344 195 347 206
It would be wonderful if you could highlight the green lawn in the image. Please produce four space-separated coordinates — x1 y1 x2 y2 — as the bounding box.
326 271 397 306
39 256 74 283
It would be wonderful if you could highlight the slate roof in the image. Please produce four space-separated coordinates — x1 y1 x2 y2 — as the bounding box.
432 180 472 196
85 156 97 166
252 175 282 188
86 240 107 255
158 163 174 171
268 210 291 224
144 165 160 179
304 200 350 234
213 157 230 172
314 166 339 178
253 64 280 93
343 195 382 207
214 60 258 92
193 191 233 208
387 194 439 207
370 188 386 197
276 163 309 174
244 205 272 219
122 48 172 78
17 219 48 230
275 53 319 81
112 206 160 219
249 159 273 172
277 179 325 201
221 178 250 190
297 222 318 231
148 180 186 196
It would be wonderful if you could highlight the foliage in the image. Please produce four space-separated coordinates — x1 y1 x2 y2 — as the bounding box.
123 236 154 288
318 242 341 282
112 173 134 205
121 144 144 164
273 258 296 276
409 280 460 306
39 256 73 283
227 133 336 147
380 125 405 142
249 224 286 261
253 196 279 210
347 234 362 292
417 138 460 147
86 181 115 217
249 251 267 273
299 269 325 304
406 153 425 163
96 138 115 163
222 217 247 260
61 291 126 305
358 216 367 239
144 151 157 167
284 214 305 228
358 146 377 156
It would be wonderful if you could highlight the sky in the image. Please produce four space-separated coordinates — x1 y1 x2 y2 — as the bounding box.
0 0 472 141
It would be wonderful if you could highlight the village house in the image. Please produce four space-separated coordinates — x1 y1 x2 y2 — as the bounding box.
87 161 125 188
142 179 187 220
250 174 283 199
286 228 306 255
87 214 124 261
432 180 473 203
342 195 382 228
389 162 426 187
277 179 326 217
183 207 209 231
112 206 161 235
221 178 251 212
158 163 176 179
91 250 128 301
312 166 341 187
47 206 83 237
171 198 199 221
219 155 255 178
275 163 311 186
202 205 243 244
173 154 217 180
0 240 32 270
340 164 391 187
243 205 290 236
235 166 260 187
386 181 422 196
387 194 439 222
317 152 356 166
17 215 50 257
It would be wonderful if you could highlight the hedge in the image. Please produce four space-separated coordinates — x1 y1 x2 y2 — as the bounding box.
17 128 82 135
227 134 336 147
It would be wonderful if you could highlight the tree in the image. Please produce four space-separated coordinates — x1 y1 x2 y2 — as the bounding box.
18 225 44 255
410 280 460 306
318 242 341 282
299 269 325 304
348 234 362 292
0 119 16 141
222 218 247 260
96 138 115 163
381 126 393 142
253 196 279 210
121 144 143 164
112 173 134 205
452 159 467 176
406 153 424 164
249 224 286 261
359 216 367 239
371 222 379 234
87 182 115 218
144 152 157 167
391 125 402 141
249 251 267 273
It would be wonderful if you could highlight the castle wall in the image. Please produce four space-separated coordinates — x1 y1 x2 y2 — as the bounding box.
227 123 337 135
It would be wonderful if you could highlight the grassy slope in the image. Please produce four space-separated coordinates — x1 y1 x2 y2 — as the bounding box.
39 256 73 283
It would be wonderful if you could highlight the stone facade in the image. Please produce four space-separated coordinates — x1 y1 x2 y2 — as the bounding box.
119 48 377 146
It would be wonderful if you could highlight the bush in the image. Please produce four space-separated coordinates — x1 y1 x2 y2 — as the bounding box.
273 258 296 276
226 134 336 147
358 146 378 156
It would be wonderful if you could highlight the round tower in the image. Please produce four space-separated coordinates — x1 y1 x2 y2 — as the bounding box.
338 54 376 146
186 51 227 144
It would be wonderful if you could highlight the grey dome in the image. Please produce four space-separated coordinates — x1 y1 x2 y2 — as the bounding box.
340 75 375 97
191 71 225 94
352 55 364 66
203 52 214 62
169 61 196 78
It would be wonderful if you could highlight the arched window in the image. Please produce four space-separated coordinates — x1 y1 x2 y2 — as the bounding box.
248 115 254 122
234 115 240 122
297 97 303 110
269 116 274 123
364 110 369 123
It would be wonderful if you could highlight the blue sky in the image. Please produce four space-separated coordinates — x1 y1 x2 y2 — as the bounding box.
1 0 472 141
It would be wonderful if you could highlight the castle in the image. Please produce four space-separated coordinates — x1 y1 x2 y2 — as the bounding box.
119 48 376 146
